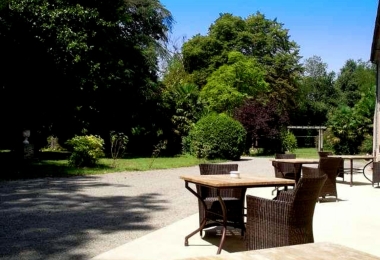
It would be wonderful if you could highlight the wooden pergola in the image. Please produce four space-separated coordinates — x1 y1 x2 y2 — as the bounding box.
287 126 327 152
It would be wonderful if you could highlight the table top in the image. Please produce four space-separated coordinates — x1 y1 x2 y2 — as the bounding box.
179 174 295 188
270 158 320 164
179 242 380 260
328 155 374 160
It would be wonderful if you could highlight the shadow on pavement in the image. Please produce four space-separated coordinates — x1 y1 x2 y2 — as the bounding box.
0 177 169 260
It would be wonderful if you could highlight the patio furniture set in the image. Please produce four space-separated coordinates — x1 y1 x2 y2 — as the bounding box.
180 153 380 256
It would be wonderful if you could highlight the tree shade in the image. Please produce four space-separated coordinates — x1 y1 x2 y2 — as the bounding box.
0 0 173 153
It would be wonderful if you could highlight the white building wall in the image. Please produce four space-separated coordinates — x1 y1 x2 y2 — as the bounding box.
375 63 380 161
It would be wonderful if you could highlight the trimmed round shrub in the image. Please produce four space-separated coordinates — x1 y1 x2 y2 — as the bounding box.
188 113 246 160
66 135 105 167
280 130 297 153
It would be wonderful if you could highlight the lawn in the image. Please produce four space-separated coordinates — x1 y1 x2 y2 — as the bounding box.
293 147 320 158
0 151 225 180
251 147 320 158
0 148 319 181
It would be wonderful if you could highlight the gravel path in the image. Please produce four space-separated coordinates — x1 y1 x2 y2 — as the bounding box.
0 157 367 260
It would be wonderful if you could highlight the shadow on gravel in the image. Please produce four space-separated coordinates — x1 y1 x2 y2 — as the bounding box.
0 151 115 181
0 177 168 260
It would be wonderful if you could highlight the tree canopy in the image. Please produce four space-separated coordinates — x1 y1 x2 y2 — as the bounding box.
1 3 375 156
0 0 173 153
325 60 376 154
291 55 339 126
182 12 303 110
200 51 268 114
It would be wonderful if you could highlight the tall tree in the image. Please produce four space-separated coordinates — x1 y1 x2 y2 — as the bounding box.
182 12 303 110
326 60 376 154
0 0 173 153
234 98 289 153
335 59 375 108
292 55 339 126
160 83 204 154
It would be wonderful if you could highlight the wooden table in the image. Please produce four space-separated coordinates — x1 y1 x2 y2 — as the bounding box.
270 158 320 184
179 242 380 259
180 174 295 255
328 155 374 187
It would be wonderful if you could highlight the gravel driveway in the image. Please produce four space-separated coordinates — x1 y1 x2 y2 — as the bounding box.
0 157 364 260
0 157 268 260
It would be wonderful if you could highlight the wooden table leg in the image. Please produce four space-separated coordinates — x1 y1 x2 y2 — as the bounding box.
184 182 208 246
183 183 228 254
216 190 227 254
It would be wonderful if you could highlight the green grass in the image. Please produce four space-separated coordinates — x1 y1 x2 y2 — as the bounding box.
0 148 319 181
248 147 320 158
293 147 319 158
0 151 225 180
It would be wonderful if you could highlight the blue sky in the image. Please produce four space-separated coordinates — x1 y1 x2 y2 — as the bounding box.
161 0 378 74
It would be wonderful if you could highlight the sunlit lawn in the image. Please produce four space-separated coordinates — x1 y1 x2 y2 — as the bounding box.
0 148 319 181
293 147 319 158
0 152 225 180
252 147 319 158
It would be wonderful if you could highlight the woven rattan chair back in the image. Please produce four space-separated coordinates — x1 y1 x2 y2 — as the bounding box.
302 166 320 178
318 157 343 201
198 163 240 198
273 153 296 179
197 163 246 236
245 175 327 250
318 151 345 180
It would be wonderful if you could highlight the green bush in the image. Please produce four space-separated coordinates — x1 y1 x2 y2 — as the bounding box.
322 128 335 151
181 135 191 155
188 113 246 160
66 135 105 167
280 130 297 153
359 134 373 154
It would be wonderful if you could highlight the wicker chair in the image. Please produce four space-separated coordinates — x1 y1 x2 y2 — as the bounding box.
272 154 296 195
245 175 327 250
372 161 380 187
197 164 246 236
318 151 345 181
302 166 320 178
273 153 297 179
302 166 323 203
317 157 343 201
